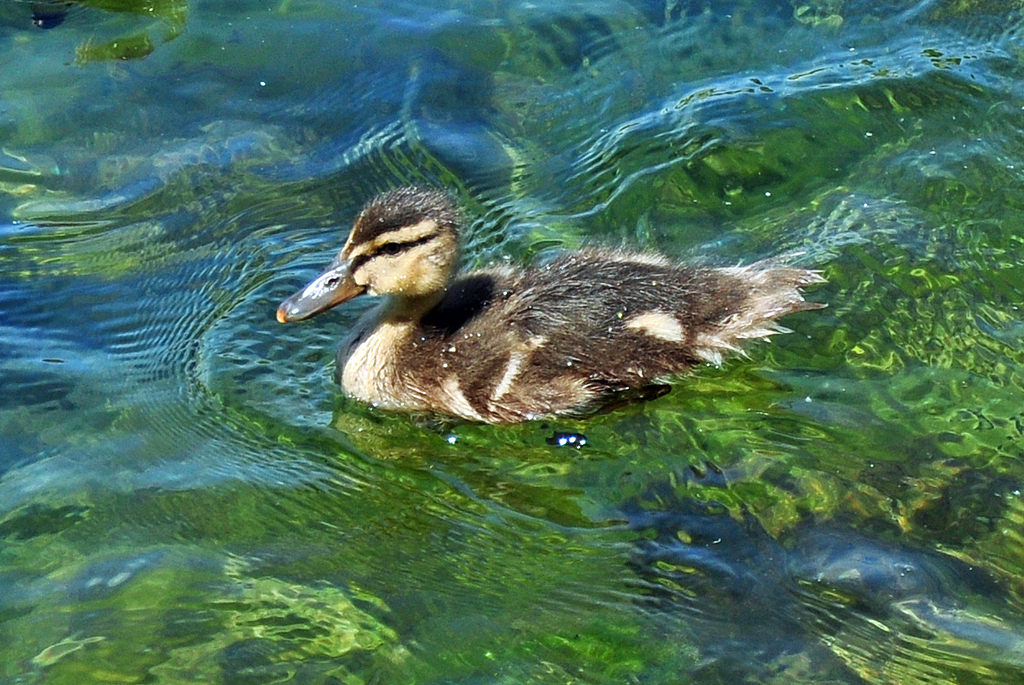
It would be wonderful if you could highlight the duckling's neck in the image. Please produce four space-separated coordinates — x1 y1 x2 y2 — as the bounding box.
338 293 443 412
379 291 446 322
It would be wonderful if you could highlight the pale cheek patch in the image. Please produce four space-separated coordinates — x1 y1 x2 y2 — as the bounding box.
625 311 685 343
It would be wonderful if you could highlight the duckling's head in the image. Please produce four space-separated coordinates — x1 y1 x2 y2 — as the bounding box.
277 187 460 323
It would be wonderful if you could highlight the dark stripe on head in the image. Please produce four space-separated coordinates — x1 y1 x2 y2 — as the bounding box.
350 187 460 245
350 232 437 272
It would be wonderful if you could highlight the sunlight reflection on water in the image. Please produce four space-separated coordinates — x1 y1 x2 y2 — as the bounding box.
2 1 1024 683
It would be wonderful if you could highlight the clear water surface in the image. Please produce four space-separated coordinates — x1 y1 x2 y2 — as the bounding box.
3 0 1024 683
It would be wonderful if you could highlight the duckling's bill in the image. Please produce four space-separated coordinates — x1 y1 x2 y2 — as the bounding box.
277 259 364 323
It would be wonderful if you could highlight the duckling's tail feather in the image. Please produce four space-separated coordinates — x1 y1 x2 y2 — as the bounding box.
690 263 825 366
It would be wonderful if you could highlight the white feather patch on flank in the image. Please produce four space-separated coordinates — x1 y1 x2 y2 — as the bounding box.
442 376 485 422
490 335 547 404
491 350 527 401
625 311 685 342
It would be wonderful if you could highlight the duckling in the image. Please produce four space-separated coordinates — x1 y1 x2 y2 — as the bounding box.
277 187 824 423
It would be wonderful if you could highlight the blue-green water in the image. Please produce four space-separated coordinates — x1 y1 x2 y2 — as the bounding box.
3 0 1024 683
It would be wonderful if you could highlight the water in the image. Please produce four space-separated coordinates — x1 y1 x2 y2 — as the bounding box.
3 0 1024 682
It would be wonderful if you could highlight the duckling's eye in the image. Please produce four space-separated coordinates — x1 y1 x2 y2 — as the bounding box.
378 242 404 257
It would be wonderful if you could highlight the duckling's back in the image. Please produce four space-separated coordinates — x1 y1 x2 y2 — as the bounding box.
397 249 823 423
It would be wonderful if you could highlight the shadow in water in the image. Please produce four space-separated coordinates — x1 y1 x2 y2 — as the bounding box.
624 467 1024 684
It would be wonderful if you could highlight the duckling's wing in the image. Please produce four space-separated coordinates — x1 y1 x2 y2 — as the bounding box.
481 250 822 417
406 251 821 422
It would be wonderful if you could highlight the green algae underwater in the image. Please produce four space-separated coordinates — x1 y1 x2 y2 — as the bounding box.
3 0 1024 683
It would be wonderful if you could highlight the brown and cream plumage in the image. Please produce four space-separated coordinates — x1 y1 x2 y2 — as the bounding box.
277 186 824 423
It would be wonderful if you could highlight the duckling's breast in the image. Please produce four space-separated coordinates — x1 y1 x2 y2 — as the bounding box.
338 319 416 411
